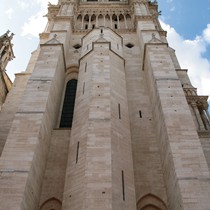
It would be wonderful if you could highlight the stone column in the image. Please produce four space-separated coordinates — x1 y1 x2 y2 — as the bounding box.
81 15 84 30
191 102 205 130
124 15 127 29
201 109 210 130
96 15 99 27
117 15 120 29
88 15 91 29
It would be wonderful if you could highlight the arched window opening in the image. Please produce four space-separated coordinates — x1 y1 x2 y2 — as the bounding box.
126 14 132 29
84 14 89 29
119 14 124 29
76 15 82 30
91 14 96 29
98 14 104 27
105 14 111 28
60 79 77 128
112 14 118 29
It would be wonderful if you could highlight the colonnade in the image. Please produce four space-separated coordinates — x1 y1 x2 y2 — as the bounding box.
75 13 133 30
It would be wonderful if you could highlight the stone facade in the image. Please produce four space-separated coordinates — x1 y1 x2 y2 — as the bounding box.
0 0 210 210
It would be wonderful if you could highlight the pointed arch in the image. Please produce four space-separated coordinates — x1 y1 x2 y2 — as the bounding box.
137 193 167 210
59 79 78 128
84 14 89 29
119 14 125 29
112 14 118 29
76 14 82 30
126 14 132 29
91 14 96 29
105 14 111 28
39 197 62 210
98 14 104 27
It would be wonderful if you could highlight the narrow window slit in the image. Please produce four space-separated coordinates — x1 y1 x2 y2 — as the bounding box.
118 103 121 119
76 142 80 163
122 170 125 201
83 82 85 94
139 110 142 118
85 62 87 72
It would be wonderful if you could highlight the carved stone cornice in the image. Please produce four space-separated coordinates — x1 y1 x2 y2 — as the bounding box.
186 95 209 110
158 30 167 36
134 15 154 21
73 28 135 34
198 130 210 138
39 33 50 40
76 6 132 16
55 16 73 21
46 5 60 21
183 87 197 96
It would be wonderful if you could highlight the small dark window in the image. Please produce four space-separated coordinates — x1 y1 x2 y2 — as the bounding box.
125 43 134 48
85 62 87 72
60 79 77 128
76 142 79 163
92 24 95 29
73 44 81 49
139 110 142 118
122 170 125 201
85 24 88 29
115 24 118 29
118 103 121 119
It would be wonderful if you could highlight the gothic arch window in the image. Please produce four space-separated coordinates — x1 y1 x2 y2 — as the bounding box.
105 14 111 28
84 14 89 30
98 14 104 27
91 14 96 29
76 15 82 30
126 14 132 29
119 14 124 29
112 14 118 29
59 79 78 128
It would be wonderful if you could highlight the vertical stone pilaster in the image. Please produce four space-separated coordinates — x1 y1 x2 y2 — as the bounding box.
191 102 205 130
137 20 210 208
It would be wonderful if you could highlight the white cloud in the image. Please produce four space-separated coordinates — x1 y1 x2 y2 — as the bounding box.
5 8 14 19
21 0 57 37
203 24 210 43
170 6 175 12
21 11 47 37
17 1 30 9
160 20 210 102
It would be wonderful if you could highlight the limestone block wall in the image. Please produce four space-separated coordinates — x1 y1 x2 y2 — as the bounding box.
123 33 168 208
200 137 210 171
39 129 71 209
63 29 136 210
0 73 30 156
0 43 66 210
143 42 210 210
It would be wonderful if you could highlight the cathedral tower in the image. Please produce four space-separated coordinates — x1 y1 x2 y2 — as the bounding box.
0 0 210 210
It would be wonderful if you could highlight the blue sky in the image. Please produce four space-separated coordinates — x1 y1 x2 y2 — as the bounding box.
1 0 210 103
